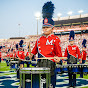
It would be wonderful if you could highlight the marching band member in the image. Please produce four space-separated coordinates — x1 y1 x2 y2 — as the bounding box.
25 47 30 60
81 39 87 64
25 48 30 67
64 30 82 88
9 49 14 59
29 1 62 88
12 48 17 60
17 47 25 68
17 40 25 69
15 40 25 79
6 49 10 66
80 39 87 78
14 43 19 60
0 46 2 63
5 49 15 66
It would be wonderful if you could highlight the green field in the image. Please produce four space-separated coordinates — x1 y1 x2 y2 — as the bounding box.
0 61 11 71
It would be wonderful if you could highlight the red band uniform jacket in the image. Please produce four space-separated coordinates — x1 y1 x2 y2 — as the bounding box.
81 50 87 60
31 34 62 62
64 45 81 62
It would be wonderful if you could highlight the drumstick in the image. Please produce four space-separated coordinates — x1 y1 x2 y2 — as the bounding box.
16 58 30 62
36 57 67 60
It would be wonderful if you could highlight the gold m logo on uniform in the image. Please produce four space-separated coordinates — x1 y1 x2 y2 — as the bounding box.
46 39 53 45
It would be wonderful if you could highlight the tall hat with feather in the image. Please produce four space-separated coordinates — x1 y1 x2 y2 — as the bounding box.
0 46 2 49
69 30 75 41
42 1 55 28
82 39 87 48
16 43 18 50
19 40 24 47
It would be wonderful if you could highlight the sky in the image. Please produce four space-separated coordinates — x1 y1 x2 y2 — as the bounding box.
0 0 88 39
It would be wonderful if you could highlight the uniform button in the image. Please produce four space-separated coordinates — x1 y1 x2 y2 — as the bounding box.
39 50 41 52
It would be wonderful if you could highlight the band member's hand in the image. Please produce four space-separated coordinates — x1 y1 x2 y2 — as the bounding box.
29 53 33 60
79 60 82 64
63 60 66 63
54 57 60 63
19 59 23 61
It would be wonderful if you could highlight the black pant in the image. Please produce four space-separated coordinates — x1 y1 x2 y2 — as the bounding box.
37 59 56 88
68 62 77 87
69 72 76 86
0 58 1 62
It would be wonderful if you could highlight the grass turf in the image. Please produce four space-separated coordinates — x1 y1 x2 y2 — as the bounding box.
81 87 88 88
0 61 11 71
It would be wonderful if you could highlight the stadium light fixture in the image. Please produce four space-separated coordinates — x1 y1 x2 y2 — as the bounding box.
67 11 73 15
67 11 73 19
78 10 83 14
57 13 62 17
35 12 41 35
57 13 62 20
35 12 41 19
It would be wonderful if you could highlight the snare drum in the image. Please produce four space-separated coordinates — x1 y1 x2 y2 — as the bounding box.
10 61 19 69
6 58 10 66
31 60 37 66
23 60 31 67
20 67 50 88
56 64 81 74
55 65 62 73
23 60 31 63
56 65 68 73
68 64 80 74
62 65 68 72
81 64 88 73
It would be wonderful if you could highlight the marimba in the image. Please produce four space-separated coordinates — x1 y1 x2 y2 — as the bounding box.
10 61 19 69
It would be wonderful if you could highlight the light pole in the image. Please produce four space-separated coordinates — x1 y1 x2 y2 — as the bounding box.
78 10 83 18
35 12 41 35
67 11 73 19
78 10 84 26
57 13 62 20
78 10 84 41
18 24 21 37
